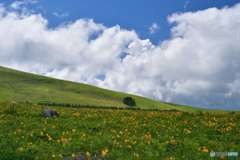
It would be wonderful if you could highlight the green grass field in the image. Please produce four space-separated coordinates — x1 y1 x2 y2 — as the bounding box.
0 66 239 160
0 102 239 160
0 66 198 111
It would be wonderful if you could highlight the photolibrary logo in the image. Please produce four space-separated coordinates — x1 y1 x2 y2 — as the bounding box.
210 151 239 158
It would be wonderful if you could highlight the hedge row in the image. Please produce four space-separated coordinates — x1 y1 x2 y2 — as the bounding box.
37 101 180 112
38 101 138 110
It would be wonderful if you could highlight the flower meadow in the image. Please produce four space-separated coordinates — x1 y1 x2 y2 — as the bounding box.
0 103 239 160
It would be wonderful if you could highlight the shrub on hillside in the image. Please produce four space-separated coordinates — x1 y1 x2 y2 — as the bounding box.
123 97 136 107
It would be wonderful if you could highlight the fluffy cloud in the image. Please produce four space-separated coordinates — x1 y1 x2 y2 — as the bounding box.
149 22 159 34
184 1 190 10
0 3 240 109
10 0 38 13
53 12 69 18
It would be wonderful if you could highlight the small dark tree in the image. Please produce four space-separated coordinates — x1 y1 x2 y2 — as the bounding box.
123 97 136 107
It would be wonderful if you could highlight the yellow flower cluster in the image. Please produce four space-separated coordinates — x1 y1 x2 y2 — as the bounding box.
57 135 68 144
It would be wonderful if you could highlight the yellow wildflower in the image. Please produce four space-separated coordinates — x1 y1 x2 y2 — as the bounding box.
144 132 152 144
46 134 53 141
200 146 209 153
100 148 109 157
86 151 91 157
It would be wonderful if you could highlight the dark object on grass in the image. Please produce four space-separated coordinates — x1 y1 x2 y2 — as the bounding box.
123 97 136 107
42 108 59 118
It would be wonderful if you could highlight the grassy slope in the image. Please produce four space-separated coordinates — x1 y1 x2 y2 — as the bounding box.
0 66 198 111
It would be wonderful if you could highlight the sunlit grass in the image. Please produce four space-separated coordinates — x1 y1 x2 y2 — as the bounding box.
0 66 197 111
0 102 239 159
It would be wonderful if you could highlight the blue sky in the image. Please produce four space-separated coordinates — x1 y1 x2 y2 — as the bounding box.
1 0 240 109
1 0 240 44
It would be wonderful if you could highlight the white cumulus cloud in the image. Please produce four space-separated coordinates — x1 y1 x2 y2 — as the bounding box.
0 3 240 109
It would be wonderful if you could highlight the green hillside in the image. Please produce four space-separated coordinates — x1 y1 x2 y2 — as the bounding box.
0 66 196 111
0 66 239 160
